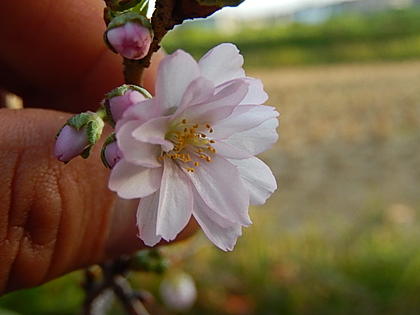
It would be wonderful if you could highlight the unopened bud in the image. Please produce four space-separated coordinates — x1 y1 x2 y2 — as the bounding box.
105 85 151 124
105 12 153 60
54 125 89 163
54 112 104 163
101 135 122 169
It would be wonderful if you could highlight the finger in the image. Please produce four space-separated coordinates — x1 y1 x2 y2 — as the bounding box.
0 108 195 294
0 0 162 113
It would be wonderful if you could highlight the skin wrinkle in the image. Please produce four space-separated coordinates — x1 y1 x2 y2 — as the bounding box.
0 151 21 292
6 147 63 290
44 162 64 278
0 109 116 293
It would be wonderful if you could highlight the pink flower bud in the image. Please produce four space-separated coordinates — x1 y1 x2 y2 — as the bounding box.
108 89 146 122
54 125 89 163
106 22 152 60
102 141 122 169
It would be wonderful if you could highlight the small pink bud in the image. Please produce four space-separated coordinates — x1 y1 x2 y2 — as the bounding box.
54 125 89 163
106 22 152 60
109 90 146 122
102 141 122 169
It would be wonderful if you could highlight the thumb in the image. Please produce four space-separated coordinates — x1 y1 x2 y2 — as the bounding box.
0 108 198 295
0 108 127 293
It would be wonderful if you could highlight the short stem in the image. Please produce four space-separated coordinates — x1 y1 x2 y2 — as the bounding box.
123 59 145 85
96 107 108 120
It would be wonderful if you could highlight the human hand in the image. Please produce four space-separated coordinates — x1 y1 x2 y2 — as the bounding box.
0 0 195 295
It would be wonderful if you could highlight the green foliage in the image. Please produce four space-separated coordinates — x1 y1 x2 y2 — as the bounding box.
163 7 420 67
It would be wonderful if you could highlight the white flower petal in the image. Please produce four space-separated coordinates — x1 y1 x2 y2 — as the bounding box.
229 157 277 205
156 159 193 241
212 105 279 140
117 99 160 129
132 116 174 152
175 77 215 114
137 192 162 246
193 191 242 251
223 117 279 156
199 43 245 86
191 186 235 228
212 141 251 159
117 120 162 168
184 79 249 124
109 160 162 199
156 50 200 111
240 78 268 105
185 155 251 226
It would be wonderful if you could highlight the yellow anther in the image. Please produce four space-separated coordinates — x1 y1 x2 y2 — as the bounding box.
182 119 187 124
194 161 200 167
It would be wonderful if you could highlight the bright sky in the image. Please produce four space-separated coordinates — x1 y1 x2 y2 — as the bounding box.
217 0 345 17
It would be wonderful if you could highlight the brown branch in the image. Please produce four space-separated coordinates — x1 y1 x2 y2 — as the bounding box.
112 276 151 315
122 0 176 85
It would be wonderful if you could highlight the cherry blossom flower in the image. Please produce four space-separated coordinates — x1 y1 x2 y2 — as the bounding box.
109 43 279 251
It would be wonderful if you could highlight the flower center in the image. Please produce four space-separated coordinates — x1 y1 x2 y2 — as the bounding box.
162 118 216 172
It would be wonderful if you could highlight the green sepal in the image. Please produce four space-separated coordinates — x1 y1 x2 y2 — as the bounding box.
196 0 245 7
105 84 152 99
85 116 105 145
101 133 117 168
108 11 152 31
106 0 149 18
65 111 105 159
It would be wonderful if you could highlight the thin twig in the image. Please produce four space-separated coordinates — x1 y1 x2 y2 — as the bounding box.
113 276 151 315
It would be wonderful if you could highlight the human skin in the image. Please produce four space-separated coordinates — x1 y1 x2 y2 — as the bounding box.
0 0 195 295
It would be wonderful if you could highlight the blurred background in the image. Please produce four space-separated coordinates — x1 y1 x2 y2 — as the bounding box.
2 0 420 314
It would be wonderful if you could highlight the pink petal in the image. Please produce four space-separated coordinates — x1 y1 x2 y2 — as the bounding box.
240 78 268 105
116 120 161 168
156 159 193 241
109 160 162 199
184 79 249 124
198 43 245 86
223 117 279 156
119 99 160 126
137 192 162 246
212 105 279 140
175 77 215 115
156 50 200 112
132 116 173 152
192 189 242 251
211 141 251 159
229 157 277 205
185 155 251 226
54 125 88 162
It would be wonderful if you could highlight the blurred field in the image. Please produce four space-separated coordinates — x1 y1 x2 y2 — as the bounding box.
164 8 420 67
1 60 419 315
